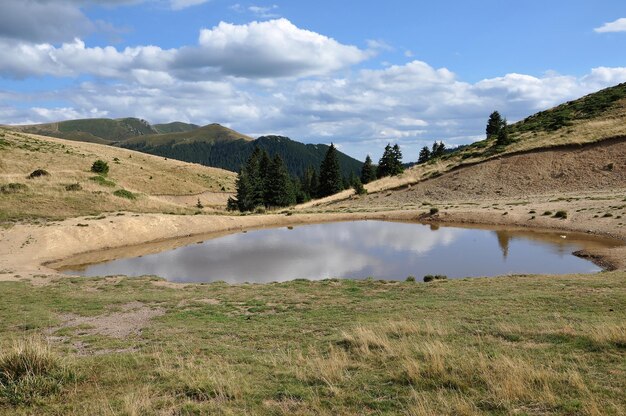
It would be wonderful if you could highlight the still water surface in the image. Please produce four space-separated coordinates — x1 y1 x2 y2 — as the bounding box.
61 221 619 283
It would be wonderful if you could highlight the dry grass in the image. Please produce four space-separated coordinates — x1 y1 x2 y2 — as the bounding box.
0 129 236 219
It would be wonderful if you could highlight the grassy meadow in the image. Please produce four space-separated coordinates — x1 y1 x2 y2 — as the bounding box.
1 272 624 415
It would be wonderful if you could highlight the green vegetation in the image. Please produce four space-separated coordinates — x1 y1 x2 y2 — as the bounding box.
360 155 377 184
153 122 200 134
429 207 439 215
318 143 343 197
0 183 28 194
417 145 431 164
112 189 136 200
90 160 109 175
0 338 75 406
88 176 116 187
27 170 49 179
423 274 448 282
377 143 404 178
510 82 626 135
1 273 623 414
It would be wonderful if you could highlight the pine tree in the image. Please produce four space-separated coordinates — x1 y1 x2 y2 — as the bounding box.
417 146 431 164
301 166 317 201
431 141 446 158
496 118 511 147
377 144 393 178
391 144 404 176
266 155 295 207
486 111 505 138
318 143 343 197
360 155 377 184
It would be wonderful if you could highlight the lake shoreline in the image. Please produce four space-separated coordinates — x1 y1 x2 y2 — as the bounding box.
2 201 625 283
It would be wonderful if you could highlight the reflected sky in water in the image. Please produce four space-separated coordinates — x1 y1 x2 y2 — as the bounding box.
63 221 604 283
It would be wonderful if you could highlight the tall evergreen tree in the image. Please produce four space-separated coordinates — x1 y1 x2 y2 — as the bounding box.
301 165 318 201
377 144 393 178
360 155 377 184
266 155 296 207
417 146 431 164
496 118 511 147
486 111 505 138
431 141 446 158
391 144 404 176
318 143 343 197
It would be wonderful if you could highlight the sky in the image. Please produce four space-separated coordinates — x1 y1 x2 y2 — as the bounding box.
1 0 625 161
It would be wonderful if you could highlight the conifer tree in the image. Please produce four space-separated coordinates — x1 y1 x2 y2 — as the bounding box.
496 118 511 147
318 143 343 197
360 155 377 184
266 155 295 207
377 144 393 178
486 111 505 138
418 146 431 164
431 141 446 158
391 144 404 176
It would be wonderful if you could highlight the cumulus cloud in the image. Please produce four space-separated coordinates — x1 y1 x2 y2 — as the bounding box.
189 19 367 78
0 19 367 79
594 17 626 33
169 0 210 10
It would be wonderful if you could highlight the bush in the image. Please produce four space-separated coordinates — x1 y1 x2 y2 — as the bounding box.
64 183 82 192
423 274 447 283
353 180 367 195
196 198 204 209
90 160 109 175
113 189 136 200
542 211 553 216
429 207 439 215
0 338 75 406
553 210 568 219
405 276 416 282
27 169 49 179
89 175 115 187
0 183 28 194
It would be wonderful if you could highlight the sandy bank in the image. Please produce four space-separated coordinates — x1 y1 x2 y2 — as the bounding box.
1 202 625 282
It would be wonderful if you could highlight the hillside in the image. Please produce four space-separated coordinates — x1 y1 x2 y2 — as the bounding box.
124 133 363 178
0 129 236 220
9 119 364 178
300 82 626 207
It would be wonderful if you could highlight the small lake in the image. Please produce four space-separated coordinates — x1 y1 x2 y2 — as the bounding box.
59 221 621 283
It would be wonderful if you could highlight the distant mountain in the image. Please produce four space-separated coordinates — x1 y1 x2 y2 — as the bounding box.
153 122 200 134
123 132 363 178
10 118 363 178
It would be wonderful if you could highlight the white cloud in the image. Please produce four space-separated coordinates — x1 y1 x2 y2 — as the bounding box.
248 5 279 18
594 17 626 33
193 19 367 78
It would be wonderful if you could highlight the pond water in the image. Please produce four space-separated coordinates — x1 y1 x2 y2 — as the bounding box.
59 220 621 283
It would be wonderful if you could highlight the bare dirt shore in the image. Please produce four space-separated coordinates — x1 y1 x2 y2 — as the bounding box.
1 198 625 283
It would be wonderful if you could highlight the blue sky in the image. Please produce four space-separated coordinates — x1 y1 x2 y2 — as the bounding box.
1 0 625 161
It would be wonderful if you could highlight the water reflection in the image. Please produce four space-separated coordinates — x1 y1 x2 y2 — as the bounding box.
60 221 615 283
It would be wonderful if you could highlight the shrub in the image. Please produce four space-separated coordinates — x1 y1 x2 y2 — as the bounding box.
542 211 553 216
353 180 367 195
0 338 75 406
603 213 613 218
553 210 568 219
27 169 49 179
254 206 266 214
405 276 416 282
90 160 109 175
429 207 439 215
196 198 204 209
113 189 136 200
64 183 82 191
423 274 447 283
0 183 28 194
89 175 115 187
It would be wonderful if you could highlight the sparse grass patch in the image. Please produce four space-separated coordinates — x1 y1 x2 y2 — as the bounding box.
64 183 82 192
0 183 28 194
0 337 75 406
89 175 116 187
113 189 137 200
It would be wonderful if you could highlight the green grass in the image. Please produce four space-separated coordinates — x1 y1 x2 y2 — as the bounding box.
88 176 116 187
1 272 624 415
112 189 136 200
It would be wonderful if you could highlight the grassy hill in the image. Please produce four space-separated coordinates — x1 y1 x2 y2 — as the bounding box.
0 129 236 221
301 82 626 206
9 119 363 178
